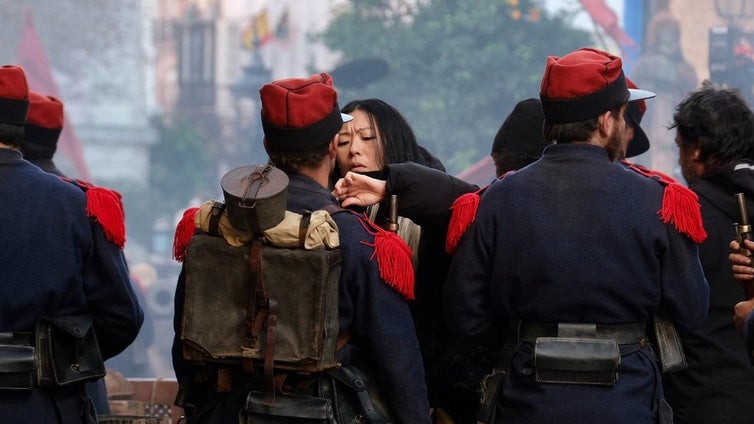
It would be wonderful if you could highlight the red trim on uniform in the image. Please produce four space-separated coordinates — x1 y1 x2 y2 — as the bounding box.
86 187 126 248
660 182 708 244
61 178 126 249
445 191 481 255
622 160 707 243
61 176 93 190
173 207 200 262
358 215 415 300
445 171 515 254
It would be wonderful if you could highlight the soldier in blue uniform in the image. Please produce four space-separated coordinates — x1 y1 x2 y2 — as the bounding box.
21 90 113 416
0 65 144 423
171 73 431 423
443 48 709 423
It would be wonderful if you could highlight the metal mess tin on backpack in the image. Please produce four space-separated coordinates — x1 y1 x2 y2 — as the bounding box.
220 164 289 234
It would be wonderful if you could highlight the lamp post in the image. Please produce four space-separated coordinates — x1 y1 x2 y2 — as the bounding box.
231 50 271 167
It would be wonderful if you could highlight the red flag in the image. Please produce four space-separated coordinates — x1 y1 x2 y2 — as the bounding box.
16 11 91 181
579 0 636 51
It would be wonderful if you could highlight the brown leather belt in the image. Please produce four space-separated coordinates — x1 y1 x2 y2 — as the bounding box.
519 321 647 345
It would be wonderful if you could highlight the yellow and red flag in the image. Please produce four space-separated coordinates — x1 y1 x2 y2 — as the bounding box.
241 9 272 51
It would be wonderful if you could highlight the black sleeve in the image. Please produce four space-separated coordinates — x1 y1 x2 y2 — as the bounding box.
384 163 478 228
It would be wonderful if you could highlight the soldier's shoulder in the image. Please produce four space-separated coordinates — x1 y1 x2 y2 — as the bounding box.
62 178 127 248
621 160 707 243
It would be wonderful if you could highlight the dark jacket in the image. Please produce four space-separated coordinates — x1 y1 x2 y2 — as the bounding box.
0 148 144 423
384 162 479 229
664 160 754 424
378 163 479 420
172 172 431 424
746 312 754 363
444 144 709 423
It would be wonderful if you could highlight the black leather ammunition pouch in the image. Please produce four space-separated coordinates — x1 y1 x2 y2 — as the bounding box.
239 365 393 424
35 315 105 388
534 337 620 386
328 366 393 424
242 391 333 423
0 333 34 391
652 313 687 373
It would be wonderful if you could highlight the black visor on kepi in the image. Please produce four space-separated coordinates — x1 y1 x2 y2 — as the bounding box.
625 102 649 158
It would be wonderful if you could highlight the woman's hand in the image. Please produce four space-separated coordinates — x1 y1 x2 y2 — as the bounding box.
332 171 387 208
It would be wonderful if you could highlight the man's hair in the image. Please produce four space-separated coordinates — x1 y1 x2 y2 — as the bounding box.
21 139 55 160
492 151 541 176
267 141 330 172
0 123 25 148
671 80 754 170
542 105 623 142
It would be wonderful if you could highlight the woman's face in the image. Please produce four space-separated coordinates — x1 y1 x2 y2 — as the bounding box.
336 109 383 174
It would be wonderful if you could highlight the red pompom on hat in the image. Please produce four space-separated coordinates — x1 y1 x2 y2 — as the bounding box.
260 72 352 153
24 91 63 153
539 48 654 124
0 65 30 125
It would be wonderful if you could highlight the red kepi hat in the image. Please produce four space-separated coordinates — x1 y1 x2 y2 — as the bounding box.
24 91 64 155
0 65 30 125
539 48 654 124
260 72 353 153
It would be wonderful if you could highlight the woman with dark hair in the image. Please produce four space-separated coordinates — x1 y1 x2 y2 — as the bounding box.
335 98 446 259
335 98 444 180
335 98 457 420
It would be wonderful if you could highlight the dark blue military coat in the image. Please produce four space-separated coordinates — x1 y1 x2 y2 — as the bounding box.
289 173 430 424
444 144 709 423
172 172 431 424
0 148 144 423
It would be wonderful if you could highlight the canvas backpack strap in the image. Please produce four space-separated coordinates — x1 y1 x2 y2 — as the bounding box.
207 201 226 236
244 239 278 405
245 240 268 343
264 298 278 405
298 211 313 246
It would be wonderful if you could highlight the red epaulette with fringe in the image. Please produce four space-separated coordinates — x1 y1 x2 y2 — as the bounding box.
356 213 415 300
621 160 707 244
62 177 127 249
172 207 200 262
445 171 514 254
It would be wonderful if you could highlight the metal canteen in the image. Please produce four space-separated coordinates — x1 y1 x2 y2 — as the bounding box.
220 164 289 234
